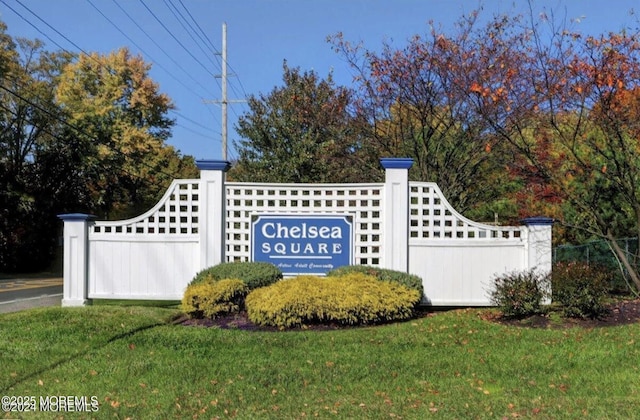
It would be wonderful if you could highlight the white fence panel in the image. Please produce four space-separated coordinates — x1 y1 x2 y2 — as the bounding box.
86 179 201 300
88 238 198 299
410 241 526 305
408 182 528 305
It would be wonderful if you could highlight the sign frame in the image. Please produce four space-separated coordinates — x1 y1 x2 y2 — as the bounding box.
250 213 354 276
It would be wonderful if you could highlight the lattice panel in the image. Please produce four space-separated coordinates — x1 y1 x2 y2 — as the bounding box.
92 180 200 235
409 182 524 240
225 182 384 265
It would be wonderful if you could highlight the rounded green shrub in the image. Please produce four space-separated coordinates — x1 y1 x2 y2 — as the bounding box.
327 265 424 300
489 269 550 318
182 278 249 319
189 261 282 290
245 272 422 328
552 261 611 319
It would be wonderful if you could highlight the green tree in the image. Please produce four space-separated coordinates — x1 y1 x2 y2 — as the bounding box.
230 62 380 183
0 22 79 271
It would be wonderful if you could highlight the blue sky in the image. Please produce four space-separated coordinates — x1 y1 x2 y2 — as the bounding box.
1 1 638 161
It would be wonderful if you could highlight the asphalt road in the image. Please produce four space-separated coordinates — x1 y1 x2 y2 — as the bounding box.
0 277 63 314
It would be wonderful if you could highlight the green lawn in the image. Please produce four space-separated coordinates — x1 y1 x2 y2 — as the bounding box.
1 305 638 419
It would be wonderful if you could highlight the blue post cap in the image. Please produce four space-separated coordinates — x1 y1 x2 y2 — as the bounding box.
196 159 231 172
521 217 554 226
380 157 414 169
57 213 97 221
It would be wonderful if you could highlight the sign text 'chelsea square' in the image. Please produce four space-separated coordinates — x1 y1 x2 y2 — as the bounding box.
251 214 353 276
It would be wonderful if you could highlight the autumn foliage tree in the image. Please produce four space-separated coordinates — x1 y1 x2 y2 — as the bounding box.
56 47 196 219
431 10 640 289
331 6 640 291
329 27 521 220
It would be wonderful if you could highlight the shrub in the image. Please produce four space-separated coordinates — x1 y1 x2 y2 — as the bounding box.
552 261 611 319
245 272 422 329
489 269 550 318
181 278 249 319
189 261 282 290
327 265 424 300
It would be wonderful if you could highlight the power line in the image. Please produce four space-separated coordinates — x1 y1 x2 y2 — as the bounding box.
5 0 249 158
174 0 249 99
87 0 222 133
0 100 175 193
4 0 221 145
176 0 220 54
175 122 220 141
170 3 250 151
172 109 222 135
108 0 229 141
0 0 81 60
2 55 219 155
0 83 180 180
139 0 215 77
7 0 92 58
85 0 214 102
108 0 217 97
161 0 219 69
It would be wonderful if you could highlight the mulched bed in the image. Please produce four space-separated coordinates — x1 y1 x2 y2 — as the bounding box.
482 298 640 329
175 298 640 331
177 312 279 332
175 311 428 332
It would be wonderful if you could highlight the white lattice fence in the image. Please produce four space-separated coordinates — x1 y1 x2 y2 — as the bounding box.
59 158 553 306
409 182 524 240
86 180 201 299
92 180 200 236
225 182 385 266
407 182 529 305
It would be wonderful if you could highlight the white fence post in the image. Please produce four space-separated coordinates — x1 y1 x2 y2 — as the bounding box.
196 160 231 270
57 213 95 306
522 217 554 274
380 158 413 272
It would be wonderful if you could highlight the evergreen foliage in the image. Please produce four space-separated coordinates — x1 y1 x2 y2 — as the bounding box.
327 265 424 301
230 62 381 183
189 262 283 290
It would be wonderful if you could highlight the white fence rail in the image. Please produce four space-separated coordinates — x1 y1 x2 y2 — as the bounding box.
59 158 552 306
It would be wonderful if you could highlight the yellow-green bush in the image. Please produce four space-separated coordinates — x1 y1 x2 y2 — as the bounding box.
181 278 248 319
327 265 424 300
245 273 421 328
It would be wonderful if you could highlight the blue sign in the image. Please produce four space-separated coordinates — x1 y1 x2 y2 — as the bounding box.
251 214 353 275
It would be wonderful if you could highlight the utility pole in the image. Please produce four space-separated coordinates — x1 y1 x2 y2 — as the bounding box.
207 23 245 160
220 22 229 160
